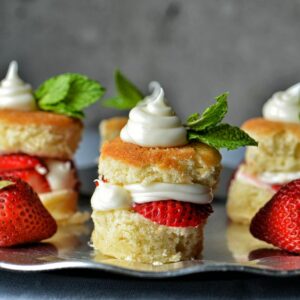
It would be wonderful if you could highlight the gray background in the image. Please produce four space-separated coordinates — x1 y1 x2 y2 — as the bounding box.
1 0 300 165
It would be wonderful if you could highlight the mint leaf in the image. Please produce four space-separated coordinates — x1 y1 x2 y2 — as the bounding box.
103 96 136 110
102 70 143 110
188 123 258 150
186 92 228 131
35 75 70 106
35 73 105 119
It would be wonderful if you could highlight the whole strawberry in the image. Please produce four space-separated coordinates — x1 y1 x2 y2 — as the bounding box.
133 200 213 227
0 176 57 247
250 179 300 253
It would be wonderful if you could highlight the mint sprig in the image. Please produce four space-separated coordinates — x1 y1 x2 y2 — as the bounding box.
102 70 143 110
187 93 228 131
186 93 258 150
35 73 105 119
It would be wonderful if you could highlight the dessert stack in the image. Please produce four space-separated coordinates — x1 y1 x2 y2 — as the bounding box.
227 83 300 224
91 80 257 264
0 61 104 224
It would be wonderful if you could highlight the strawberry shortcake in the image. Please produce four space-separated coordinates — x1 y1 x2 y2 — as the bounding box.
0 61 104 223
91 82 256 263
228 83 300 225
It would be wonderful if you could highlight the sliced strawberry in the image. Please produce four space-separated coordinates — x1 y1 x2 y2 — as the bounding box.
0 154 47 174
0 170 51 194
0 176 57 247
250 179 300 253
133 200 213 227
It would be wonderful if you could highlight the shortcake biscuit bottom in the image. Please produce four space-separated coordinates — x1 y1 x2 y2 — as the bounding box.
39 189 89 225
91 209 204 264
227 179 274 225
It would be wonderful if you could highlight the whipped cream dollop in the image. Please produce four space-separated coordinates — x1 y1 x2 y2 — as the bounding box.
44 160 77 191
91 181 212 211
0 61 37 111
91 180 131 211
120 82 187 147
262 83 300 123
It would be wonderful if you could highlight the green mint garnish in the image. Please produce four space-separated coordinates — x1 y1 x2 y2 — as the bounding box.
35 73 105 119
186 93 258 150
187 93 228 131
102 70 143 110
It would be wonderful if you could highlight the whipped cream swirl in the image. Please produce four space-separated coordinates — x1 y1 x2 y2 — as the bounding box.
91 181 212 211
120 82 187 147
262 83 300 123
0 61 37 111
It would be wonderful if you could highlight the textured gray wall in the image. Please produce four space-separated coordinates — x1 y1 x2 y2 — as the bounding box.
1 0 300 128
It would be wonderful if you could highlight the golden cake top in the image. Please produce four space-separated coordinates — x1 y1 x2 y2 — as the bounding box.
0 109 83 128
242 117 300 139
101 137 221 170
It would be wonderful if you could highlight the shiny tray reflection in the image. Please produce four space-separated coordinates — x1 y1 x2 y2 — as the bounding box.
0 202 300 278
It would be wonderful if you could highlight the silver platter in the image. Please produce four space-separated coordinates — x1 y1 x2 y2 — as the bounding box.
0 201 300 278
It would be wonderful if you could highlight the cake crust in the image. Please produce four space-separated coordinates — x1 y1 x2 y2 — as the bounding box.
92 209 204 264
0 109 83 159
242 118 300 172
99 117 128 144
227 178 274 225
99 137 222 186
242 117 300 138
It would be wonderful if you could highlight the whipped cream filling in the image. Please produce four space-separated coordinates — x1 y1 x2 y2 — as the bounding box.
259 171 300 185
120 82 188 147
91 180 212 211
262 83 300 123
235 168 271 190
91 181 131 211
235 166 300 190
125 183 212 204
0 61 37 111
36 159 77 192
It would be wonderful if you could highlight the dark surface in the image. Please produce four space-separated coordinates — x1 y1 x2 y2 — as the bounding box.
1 269 300 299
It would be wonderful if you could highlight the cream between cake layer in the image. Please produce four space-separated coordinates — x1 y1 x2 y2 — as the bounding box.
35 159 77 193
44 159 77 191
235 165 300 190
91 180 213 211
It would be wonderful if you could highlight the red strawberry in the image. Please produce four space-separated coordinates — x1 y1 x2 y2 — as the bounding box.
0 154 47 173
0 176 57 247
250 179 300 253
133 200 213 227
0 169 51 193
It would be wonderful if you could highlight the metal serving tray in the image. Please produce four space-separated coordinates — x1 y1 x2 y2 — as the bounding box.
0 198 300 278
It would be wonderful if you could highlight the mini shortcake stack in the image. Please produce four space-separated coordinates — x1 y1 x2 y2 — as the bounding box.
0 61 104 223
91 81 257 264
228 83 300 224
